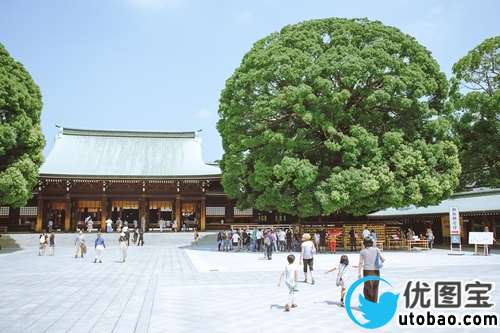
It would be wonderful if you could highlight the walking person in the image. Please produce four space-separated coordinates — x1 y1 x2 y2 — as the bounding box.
314 232 321 253
74 230 85 258
264 231 273 260
300 233 316 284
48 232 55 256
286 229 293 252
123 224 130 246
349 227 357 251
47 220 53 233
256 229 263 252
319 230 327 253
137 226 144 246
326 255 357 307
277 229 286 251
106 218 113 233
221 230 228 251
358 238 385 303
94 232 106 263
232 230 240 251
86 216 93 233
119 232 128 263
38 233 47 256
132 227 138 244
217 231 223 251
362 226 370 239
193 228 200 245
278 254 298 312
426 227 434 250
251 228 257 252
117 218 123 233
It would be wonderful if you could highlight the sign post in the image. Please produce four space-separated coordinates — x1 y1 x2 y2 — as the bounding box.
448 207 463 255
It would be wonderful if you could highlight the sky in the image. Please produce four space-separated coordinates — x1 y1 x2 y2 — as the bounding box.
1 0 499 163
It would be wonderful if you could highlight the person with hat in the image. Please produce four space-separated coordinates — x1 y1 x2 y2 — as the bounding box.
300 233 316 284
94 232 106 263
119 231 128 263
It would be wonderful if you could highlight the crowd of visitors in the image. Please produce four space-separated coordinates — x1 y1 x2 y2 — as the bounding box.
215 228 338 255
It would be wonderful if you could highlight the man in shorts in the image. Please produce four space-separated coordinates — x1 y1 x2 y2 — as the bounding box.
300 233 316 284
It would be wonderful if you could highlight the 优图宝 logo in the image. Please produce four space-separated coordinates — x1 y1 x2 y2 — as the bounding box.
344 277 499 329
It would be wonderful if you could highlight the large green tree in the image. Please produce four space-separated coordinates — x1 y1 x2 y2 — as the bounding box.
451 36 500 189
0 43 44 207
217 18 461 217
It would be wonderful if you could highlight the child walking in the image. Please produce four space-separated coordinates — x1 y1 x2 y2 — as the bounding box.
278 254 298 312
326 255 357 307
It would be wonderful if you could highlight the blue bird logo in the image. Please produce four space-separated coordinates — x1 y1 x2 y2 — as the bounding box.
345 276 399 329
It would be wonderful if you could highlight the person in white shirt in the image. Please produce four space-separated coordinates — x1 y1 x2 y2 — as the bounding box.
326 254 358 306
277 229 286 251
106 218 113 233
362 227 370 239
256 229 263 251
159 219 165 232
278 254 298 312
86 216 93 233
300 233 316 284
119 232 128 263
232 232 241 251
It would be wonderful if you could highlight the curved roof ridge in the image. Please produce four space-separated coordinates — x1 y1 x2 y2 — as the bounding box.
60 127 196 139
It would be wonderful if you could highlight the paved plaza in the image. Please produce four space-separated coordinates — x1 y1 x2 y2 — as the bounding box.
0 233 499 333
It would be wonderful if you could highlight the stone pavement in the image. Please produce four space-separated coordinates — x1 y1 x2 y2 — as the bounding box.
0 233 499 333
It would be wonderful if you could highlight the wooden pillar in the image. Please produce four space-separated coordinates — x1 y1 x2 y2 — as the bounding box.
101 196 108 232
36 197 44 232
200 197 206 231
175 195 181 231
140 196 147 231
64 196 71 232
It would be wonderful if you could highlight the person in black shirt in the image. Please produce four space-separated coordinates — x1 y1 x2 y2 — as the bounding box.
349 227 356 251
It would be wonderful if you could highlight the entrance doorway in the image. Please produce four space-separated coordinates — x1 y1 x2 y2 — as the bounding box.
111 200 139 227
181 202 199 230
148 200 173 230
46 202 65 231
75 200 101 231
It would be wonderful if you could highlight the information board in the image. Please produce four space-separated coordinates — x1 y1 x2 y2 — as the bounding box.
469 232 494 245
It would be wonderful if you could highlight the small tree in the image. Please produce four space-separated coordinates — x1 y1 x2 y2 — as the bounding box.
0 43 44 207
217 18 460 217
451 36 500 189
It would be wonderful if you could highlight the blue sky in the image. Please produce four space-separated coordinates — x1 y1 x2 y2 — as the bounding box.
1 0 499 163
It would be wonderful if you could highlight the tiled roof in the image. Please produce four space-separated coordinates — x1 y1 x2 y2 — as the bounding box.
39 127 221 178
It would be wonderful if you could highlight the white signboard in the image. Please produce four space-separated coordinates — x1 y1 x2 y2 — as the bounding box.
469 232 494 245
449 207 460 235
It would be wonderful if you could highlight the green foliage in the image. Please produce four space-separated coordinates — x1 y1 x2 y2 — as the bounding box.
451 36 500 189
0 43 44 207
217 18 460 217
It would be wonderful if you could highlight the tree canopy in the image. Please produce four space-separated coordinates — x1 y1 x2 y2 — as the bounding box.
217 18 461 217
451 36 500 189
0 43 44 207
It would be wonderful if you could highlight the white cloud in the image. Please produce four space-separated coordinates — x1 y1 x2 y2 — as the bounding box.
128 0 183 10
